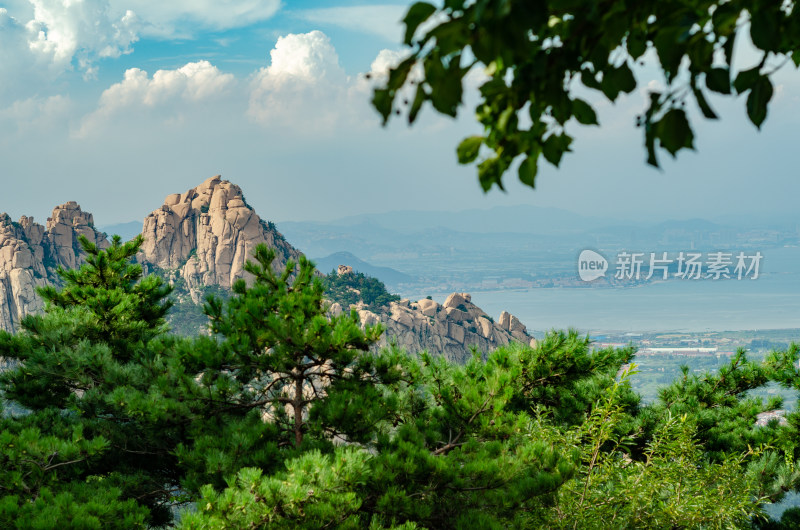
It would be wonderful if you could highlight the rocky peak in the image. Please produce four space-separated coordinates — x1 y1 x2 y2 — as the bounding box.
140 175 301 297
0 203 108 332
46 202 104 270
337 265 353 275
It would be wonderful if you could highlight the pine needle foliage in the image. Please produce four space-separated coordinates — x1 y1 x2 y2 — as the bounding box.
1 238 800 528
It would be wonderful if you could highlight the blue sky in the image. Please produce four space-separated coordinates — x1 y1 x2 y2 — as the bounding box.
0 0 799 227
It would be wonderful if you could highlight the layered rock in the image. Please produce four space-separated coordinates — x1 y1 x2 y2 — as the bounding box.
140 175 301 302
0 205 108 332
332 292 537 363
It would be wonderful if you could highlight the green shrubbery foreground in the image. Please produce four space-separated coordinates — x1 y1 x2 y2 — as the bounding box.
2 237 800 528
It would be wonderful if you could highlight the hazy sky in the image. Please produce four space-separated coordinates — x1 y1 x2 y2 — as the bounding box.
1 0 799 226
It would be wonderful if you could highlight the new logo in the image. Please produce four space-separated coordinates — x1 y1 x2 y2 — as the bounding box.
578 250 608 282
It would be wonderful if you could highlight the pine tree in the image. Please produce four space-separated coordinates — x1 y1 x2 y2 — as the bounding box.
3 234 800 528
202 244 386 449
0 235 176 525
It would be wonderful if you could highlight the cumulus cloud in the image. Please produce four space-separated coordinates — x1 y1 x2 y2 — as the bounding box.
0 8 49 101
70 29 449 139
0 0 281 84
25 0 139 73
78 60 235 135
248 30 351 129
74 29 440 134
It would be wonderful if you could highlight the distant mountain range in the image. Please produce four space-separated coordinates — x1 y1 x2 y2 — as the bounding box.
274 206 800 296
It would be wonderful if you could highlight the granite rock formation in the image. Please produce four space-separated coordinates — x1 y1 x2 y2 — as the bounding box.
140 175 301 303
330 292 537 363
0 203 108 332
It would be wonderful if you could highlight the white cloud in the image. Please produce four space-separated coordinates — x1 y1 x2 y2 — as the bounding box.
0 8 54 101
65 30 454 139
25 0 139 71
0 0 281 85
369 49 406 78
78 60 235 135
125 0 281 37
294 5 405 42
248 30 351 129
264 30 345 84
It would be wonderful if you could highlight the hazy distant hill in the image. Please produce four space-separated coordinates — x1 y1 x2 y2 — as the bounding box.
98 221 143 242
278 207 800 296
323 204 623 235
313 251 413 288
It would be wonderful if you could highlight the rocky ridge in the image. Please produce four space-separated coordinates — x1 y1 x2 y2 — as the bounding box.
0 203 108 331
331 292 536 363
0 176 538 360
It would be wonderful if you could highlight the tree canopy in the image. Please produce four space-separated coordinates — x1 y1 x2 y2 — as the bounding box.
2 237 800 527
374 0 799 191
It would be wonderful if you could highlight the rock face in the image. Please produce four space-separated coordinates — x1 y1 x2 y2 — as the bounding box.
0 205 108 332
140 175 301 302
348 292 537 363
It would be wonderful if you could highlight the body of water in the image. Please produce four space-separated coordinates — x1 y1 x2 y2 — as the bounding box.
418 247 800 333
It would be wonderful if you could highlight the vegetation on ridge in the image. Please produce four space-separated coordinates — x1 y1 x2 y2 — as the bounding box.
323 269 401 310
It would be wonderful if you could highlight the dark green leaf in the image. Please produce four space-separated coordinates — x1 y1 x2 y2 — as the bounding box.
687 37 714 69
746 76 773 129
518 156 538 188
408 84 427 124
712 2 740 35
653 29 685 81
403 2 437 45
372 89 393 124
427 57 464 117
607 63 637 95
542 134 573 167
733 67 760 94
572 99 598 125
581 68 602 91
706 68 731 95
645 126 659 168
657 108 694 156
457 136 483 164
387 56 415 91
750 9 780 52
549 90 572 124
627 31 647 60
692 87 718 119
478 157 503 192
